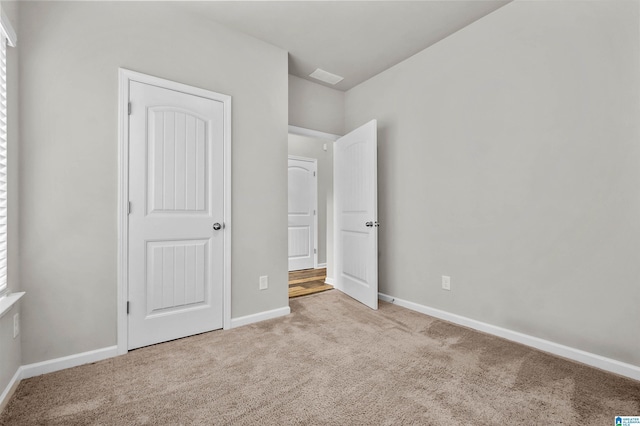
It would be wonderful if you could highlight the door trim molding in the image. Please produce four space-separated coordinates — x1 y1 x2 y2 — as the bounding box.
288 125 341 141
117 68 232 355
287 155 318 270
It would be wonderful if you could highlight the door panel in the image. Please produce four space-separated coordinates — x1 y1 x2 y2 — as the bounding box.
342 231 368 283
335 120 378 309
288 226 311 258
288 157 317 271
148 110 207 213
128 81 224 350
146 240 207 314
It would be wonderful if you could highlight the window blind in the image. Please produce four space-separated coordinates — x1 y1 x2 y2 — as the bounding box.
0 32 7 295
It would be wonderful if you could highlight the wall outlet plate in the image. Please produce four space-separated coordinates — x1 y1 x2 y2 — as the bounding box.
442 275 451 291
259 275 268 290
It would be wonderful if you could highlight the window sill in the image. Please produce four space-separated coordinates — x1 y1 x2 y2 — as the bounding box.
0 292 25 319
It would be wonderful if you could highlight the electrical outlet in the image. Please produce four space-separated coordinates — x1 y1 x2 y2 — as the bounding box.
13 313 19 338
259 275 268 290
442 275 451 291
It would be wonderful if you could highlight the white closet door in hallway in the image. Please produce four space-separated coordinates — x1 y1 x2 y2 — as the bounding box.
288 156 317 271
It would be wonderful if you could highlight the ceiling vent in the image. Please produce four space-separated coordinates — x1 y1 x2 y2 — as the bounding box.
309 68 344 85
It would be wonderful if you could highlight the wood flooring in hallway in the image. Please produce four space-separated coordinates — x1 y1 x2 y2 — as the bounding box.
288 268 333 298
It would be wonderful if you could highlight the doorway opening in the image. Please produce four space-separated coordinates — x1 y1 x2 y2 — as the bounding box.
287 127 338 298
286 121 379 308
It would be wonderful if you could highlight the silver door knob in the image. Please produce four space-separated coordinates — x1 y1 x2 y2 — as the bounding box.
365 221 374 227
213 223 222 231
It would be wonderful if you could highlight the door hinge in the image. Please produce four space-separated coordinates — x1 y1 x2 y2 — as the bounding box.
128 201 132 214
313 210 316 216
128 102 132 115
314 248 317 254
126 301 130 314
313 171 316 177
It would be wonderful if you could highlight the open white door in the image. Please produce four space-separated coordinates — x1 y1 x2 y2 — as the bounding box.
334 120 378 309
288 156 317 271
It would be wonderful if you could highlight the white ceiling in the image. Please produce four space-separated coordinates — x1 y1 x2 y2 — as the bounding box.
180 1 511 91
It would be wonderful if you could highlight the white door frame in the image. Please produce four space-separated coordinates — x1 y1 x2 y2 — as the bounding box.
288 125 340 142
288 155 318 269
117 69 232 355
287 126 340 281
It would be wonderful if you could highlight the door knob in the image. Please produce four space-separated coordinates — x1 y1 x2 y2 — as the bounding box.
365 221 374 227
213 223 222 231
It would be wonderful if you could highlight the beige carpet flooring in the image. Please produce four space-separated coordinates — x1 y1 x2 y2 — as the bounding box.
2 291 639 425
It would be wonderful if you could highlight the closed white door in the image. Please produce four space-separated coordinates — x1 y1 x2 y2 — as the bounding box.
334 120 378 309
128 81 225 350
288 156 317 271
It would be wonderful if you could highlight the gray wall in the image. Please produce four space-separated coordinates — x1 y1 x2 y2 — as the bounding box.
289 75 344 136
18 2 288 364
345 1 640 366
288 134 333 279
0 0 21 404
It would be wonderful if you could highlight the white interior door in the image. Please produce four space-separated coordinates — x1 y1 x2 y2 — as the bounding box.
128 80 225 350
288 156 317 271
334 120 378 309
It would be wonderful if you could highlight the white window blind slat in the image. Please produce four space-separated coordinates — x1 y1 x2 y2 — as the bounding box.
0 32 7 295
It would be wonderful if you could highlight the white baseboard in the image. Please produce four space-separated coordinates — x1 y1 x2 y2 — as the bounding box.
325 277 334 285
2 345 119 410
21 346 119 380
316 263 327 269
378 293 640 381
230 306 290 329
0 367 22 413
